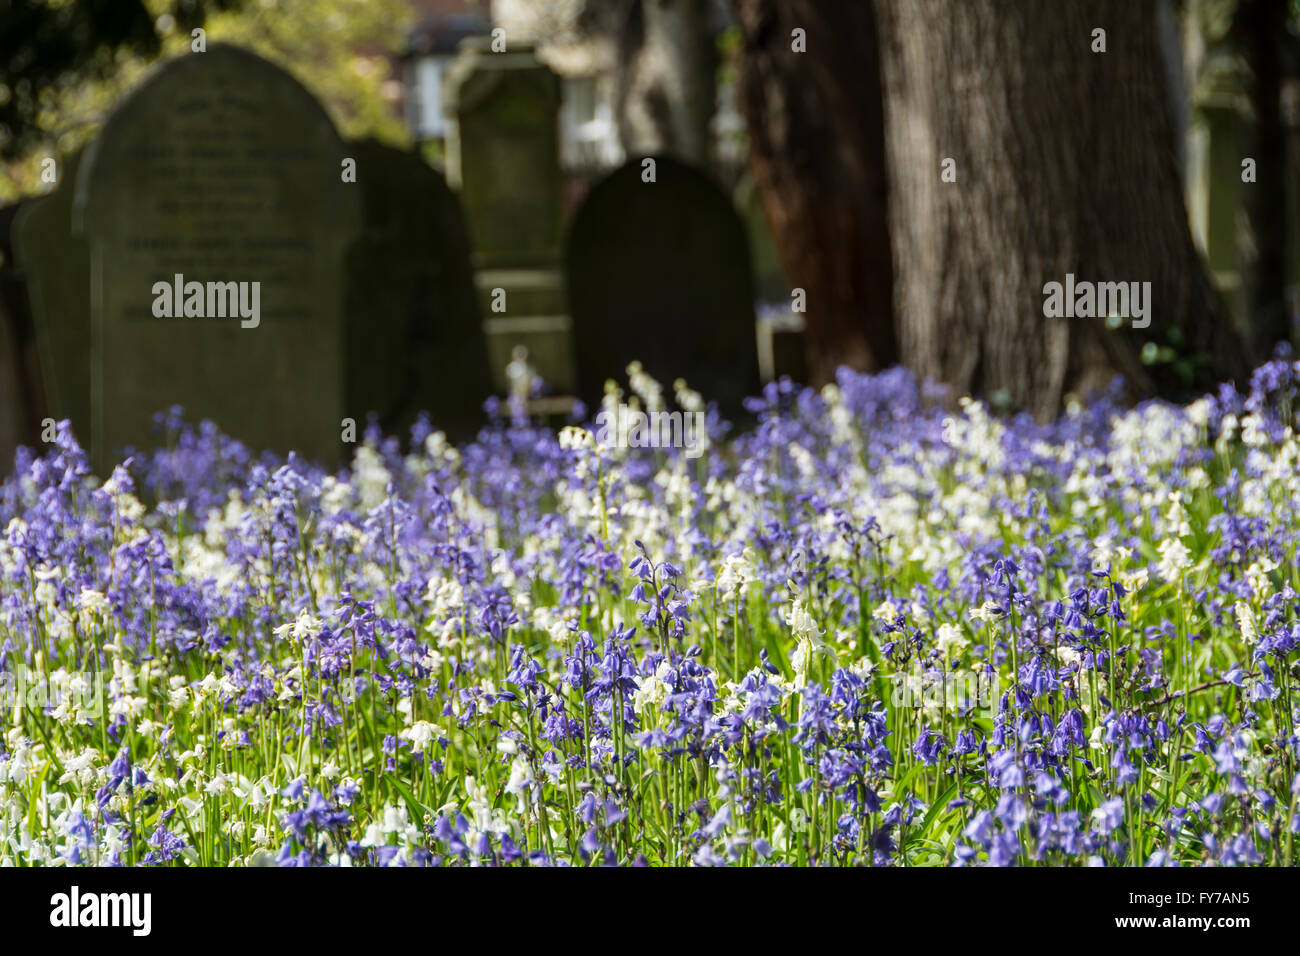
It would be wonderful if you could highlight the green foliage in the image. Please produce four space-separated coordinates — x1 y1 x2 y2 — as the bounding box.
0 0 244 161
200 0 412 145
0 0 412 201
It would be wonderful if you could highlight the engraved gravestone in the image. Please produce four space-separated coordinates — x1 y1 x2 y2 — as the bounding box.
566 156 760 413
344 138 490 441
72 44 359 469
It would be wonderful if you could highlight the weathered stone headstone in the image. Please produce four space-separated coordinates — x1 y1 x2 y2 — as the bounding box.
445 40 574 395
344 138 491 441
71 44 359 469
446 39 561 269
12 153 90 442
1185 57 1250 330
566 155 759 412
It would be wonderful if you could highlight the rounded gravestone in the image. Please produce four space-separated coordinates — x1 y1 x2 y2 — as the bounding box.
565 156 759 414
344 138 491 442
12 151 91 443
73 44 360 470
0 200 43 465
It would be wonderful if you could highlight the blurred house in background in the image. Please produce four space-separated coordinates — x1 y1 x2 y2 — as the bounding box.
402 1 492 146
394 0 785 395
397 0 744 187
493 0 624 175
399 0 624 184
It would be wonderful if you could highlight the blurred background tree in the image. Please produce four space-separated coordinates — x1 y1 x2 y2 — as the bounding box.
866 0 1249 415
0 0 241 161
733 0 1297 412
0 0 411 200
600 0 715 164
732 0 896 385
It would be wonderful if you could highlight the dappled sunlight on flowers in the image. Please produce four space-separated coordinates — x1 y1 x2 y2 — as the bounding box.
2 357 1300 866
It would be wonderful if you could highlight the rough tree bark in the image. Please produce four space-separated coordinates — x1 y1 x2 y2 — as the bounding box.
732 0 897 385
873 0 1249 417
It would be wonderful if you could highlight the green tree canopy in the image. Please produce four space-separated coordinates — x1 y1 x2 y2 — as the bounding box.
1 0 412 200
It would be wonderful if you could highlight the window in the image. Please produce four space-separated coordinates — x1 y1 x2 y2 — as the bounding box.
406 55 448 140
561 75 620 170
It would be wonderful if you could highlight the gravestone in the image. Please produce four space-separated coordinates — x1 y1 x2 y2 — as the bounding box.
344 138 491 441
566 155 759 413
12 153 91 442
0 201 43 466
1187 92 1246 321
445 40 574 395
71 44 360 470
1185 57 1251 330
445 39 561 268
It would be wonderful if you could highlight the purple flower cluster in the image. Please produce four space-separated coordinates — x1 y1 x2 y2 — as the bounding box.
2 354 1300 866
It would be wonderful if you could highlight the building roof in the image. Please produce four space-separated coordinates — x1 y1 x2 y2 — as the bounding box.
407 11 490 57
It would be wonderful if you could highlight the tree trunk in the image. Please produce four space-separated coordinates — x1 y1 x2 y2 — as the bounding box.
616 0 716 165
732 0 897 385
1235 0 1291 360
873 0 1248 417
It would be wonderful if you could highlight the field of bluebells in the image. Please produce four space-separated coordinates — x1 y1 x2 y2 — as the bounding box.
3 356 1300 868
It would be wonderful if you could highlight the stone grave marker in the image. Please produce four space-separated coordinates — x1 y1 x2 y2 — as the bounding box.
344 138 491 441
12 152 91 445
565 155 760 413
445 40 574 396
0 200 43 465
445 39 562 269
70 44 360 470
